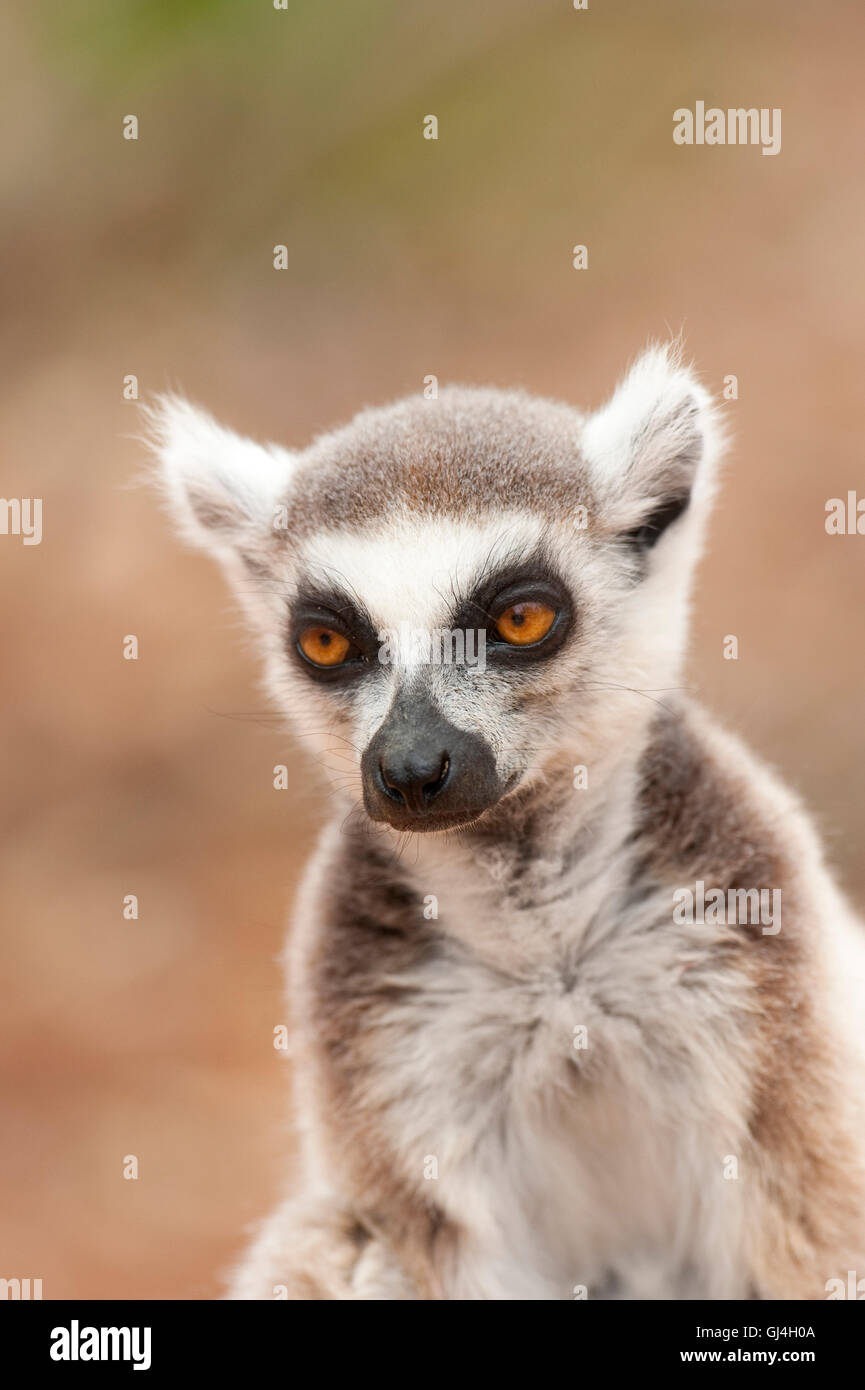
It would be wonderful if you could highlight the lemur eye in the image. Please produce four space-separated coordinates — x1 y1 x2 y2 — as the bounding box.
495 601 557 646
298 625 352 667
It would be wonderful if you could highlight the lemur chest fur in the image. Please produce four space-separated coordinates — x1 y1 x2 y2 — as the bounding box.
303 754 756 1297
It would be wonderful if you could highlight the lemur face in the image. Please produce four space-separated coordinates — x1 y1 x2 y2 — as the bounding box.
153 347 721 834
286 516 574 831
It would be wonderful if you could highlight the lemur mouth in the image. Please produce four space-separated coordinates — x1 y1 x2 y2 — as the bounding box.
373 804 497 835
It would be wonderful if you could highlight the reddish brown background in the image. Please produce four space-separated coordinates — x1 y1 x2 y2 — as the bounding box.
1 0 863 1297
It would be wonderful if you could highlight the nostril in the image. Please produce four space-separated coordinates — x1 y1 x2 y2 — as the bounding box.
378 752 451 812
422 754 450 803
379 762 406 804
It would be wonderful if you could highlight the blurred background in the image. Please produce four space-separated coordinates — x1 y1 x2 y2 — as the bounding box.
1 0 863 1298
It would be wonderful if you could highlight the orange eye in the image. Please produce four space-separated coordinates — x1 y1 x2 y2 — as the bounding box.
298 625 352 667
495 601 557 646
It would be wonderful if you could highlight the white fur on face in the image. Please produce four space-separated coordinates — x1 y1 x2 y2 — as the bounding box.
299 512 547 659
276 512 555 796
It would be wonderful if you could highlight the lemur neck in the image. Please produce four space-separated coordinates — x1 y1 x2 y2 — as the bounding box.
380 721 654 968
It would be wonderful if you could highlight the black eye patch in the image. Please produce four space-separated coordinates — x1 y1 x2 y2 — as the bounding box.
288 584 378 683
451 554 574 665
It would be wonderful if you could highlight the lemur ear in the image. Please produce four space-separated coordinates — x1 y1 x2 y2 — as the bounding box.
144 394 293 553
581 345 723 549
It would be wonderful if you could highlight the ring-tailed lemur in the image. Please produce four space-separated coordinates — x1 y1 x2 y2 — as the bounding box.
151 345 865 1299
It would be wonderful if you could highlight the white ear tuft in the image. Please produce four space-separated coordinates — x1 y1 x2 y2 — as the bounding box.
143 394 294 552
581 344 724 542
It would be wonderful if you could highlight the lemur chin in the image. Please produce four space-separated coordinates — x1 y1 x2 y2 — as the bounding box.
150 344 865 1300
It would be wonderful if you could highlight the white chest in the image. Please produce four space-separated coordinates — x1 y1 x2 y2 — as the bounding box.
367 887 750 1299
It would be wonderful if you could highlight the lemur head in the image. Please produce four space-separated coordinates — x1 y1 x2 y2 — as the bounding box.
151 346 722 835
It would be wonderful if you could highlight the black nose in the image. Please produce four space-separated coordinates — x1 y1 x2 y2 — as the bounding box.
361 690 505 831
379 750 450 814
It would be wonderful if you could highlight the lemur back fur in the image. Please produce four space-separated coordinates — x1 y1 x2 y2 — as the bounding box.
151 346 865 1299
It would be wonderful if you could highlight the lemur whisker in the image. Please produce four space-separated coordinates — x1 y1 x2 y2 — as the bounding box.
581 680 689 717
